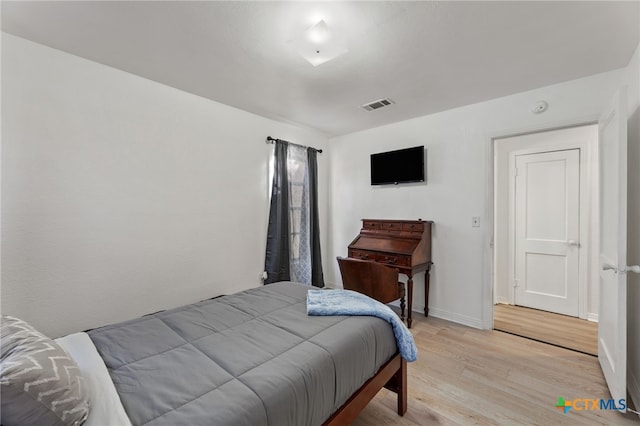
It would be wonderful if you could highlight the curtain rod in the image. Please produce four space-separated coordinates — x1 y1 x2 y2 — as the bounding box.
265 136 323 153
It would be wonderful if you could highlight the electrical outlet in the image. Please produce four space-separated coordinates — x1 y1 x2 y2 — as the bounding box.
472 217 480 227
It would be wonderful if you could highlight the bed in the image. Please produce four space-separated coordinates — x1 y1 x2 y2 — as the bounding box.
26 281 408 426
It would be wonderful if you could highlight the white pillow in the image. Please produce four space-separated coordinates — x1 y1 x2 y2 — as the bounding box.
56 332 132 426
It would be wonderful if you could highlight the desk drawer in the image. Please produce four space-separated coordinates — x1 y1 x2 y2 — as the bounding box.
349 249 375 261
380 222 402 231
376 253 410 267
362 221 380 230
402 222 424 232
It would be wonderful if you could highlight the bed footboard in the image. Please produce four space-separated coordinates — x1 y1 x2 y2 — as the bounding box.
323 353 407 425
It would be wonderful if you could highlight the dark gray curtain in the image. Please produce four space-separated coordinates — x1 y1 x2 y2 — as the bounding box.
307 149 324 288
264 140 324 287
264 141 290 284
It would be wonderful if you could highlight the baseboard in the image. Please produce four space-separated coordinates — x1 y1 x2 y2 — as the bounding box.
629 369 640 418
587 313 599 323
496 297 510 305
427 307 484 329
387 301 482 329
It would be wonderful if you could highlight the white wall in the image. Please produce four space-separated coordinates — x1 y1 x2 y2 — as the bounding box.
328 68 627 328
626 39 640 413
1 34 330 338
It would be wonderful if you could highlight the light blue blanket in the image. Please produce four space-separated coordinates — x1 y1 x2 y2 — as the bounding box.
306 289 417 362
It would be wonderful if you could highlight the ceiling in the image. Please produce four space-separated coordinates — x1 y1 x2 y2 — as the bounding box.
2 1 639 137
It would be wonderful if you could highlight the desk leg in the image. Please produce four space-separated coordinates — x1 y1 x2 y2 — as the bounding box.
424 267 431 317
407 276 414 329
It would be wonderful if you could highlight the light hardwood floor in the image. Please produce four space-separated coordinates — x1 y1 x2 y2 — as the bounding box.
493 304 598 356
352 315 639 425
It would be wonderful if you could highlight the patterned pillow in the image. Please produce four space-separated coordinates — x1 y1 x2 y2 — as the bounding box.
0 315 90 426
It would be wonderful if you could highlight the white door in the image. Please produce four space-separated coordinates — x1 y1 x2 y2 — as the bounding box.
598 87 629 406
514 149 580 316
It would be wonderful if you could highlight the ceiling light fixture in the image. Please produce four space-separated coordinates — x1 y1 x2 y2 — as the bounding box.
306 20 330 44
290 19 348 67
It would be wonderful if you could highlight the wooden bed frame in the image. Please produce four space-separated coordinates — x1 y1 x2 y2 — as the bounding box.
324 353 407 425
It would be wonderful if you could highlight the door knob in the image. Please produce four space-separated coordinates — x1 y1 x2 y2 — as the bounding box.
568 240 580 247
602 264 640 274
621 265 640 274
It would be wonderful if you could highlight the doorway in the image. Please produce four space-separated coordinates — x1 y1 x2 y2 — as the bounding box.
494 304 597 355
493 124 599 354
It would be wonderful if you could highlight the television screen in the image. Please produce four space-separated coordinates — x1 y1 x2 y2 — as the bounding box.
370 146 425 185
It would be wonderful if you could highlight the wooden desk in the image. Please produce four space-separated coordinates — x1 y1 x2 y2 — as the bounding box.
347 219 433 328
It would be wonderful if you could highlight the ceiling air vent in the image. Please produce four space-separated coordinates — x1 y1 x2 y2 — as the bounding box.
361 98 395 111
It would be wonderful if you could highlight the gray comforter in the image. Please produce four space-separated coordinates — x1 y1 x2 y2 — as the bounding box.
88 282 397 426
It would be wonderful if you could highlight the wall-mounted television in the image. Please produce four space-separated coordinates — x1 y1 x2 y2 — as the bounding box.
370 145 425 185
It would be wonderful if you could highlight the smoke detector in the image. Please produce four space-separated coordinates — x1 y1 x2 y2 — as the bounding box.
361 98 395 111
531 100 548 114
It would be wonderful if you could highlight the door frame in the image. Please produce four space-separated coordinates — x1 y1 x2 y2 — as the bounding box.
483 120 599 330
